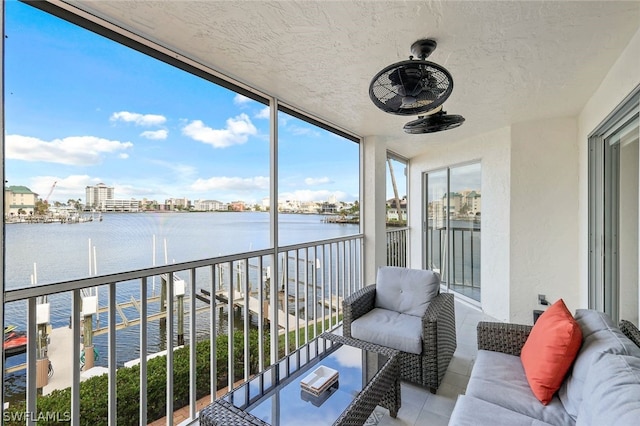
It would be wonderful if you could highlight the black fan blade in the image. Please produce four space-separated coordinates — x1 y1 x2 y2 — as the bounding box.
384 95 403 111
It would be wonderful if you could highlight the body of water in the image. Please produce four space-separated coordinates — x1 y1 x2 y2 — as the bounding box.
3 212 359 399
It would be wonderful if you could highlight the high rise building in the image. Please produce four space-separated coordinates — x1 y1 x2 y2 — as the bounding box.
86 183 114 210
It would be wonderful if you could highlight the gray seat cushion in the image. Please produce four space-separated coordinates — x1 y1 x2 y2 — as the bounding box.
558 310 640 419
350 308 423 354
374 266 439 317
576 352 640 426
465 350 575 426
449 395 555 426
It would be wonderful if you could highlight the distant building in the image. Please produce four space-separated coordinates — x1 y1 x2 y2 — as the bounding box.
300 201 320 214
228 201 245 211
463 190 482 217
86 183 114 210
101 199 141 212
386 196 407 221
193 199 227 211
165 197 190 210
279 199 301 213
5 186 38 217
320 202 337 214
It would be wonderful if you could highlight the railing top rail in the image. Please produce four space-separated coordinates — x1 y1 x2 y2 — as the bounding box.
385 227 409 232
4 234 364 302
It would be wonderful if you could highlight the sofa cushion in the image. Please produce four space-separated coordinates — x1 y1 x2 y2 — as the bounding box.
575 352 640 426
558 310 640 419
520 299 582 405
466 350 576 426
573 308 615 337
374 267 439 317
350 307 423 354
449 395 555 426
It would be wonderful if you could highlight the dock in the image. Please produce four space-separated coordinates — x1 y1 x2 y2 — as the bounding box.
5 283 340 398
214 290 306 329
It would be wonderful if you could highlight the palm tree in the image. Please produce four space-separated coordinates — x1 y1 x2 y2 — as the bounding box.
387 158 402 222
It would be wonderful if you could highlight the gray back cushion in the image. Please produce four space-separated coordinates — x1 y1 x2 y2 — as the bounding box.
374 267 440 317
558 309 640 419
576 352 640 426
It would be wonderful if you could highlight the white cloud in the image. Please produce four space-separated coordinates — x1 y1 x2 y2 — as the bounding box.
182 113 257 148
6 134 133 165
119 153 129 159
279 189 349 203
233 94 251 105
149 159 198 179
288 125 320 137
191 176 269 192
140 129 168 140
30 175 102 201
110 111 166 126
304 177 331 186
255 107 270 119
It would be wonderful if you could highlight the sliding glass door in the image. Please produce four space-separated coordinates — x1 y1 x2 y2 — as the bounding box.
589 89 640 324
424 163 481 302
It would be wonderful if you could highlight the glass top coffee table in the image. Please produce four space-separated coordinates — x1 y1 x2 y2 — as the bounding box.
200 333 400 426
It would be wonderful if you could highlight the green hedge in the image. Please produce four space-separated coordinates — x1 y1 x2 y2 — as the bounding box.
4 318 341 425
4 330 268 426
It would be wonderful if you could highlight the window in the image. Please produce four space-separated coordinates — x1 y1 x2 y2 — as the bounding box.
277 107 360 246
386 153 408 266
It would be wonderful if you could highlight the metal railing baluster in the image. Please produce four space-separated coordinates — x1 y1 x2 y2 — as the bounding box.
26 298 36 426
166 273 174 426
140 277 148 425
243 261 250 381
189 268 197 420
257 256 264 372
108 284 116 425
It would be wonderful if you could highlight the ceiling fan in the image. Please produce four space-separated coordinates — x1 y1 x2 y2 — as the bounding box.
369 39 453 116
403 107 466 134
369 39 465 133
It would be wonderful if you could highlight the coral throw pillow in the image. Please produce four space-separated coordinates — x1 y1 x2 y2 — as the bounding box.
520 299 583 405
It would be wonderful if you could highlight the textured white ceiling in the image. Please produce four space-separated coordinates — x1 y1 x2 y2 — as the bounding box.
69 0 640 158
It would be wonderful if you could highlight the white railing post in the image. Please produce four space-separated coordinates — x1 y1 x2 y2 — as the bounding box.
189 268 197 420
108 284 116 425
166 273 174 426
26 298 37 426
140 278 148 425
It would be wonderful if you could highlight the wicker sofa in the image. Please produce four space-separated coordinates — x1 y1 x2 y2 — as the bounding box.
449 309 640 425
342 267 456 393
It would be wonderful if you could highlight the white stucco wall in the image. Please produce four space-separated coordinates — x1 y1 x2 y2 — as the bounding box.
408 118 580 324
578 27 640 308
510 118 579 323
409 127 512 322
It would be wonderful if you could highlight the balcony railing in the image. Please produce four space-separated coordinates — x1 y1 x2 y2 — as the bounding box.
426 224 481 300
386 227 408 267
2 234 363 425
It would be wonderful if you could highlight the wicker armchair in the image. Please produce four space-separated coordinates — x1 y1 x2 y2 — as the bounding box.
343 268 457 393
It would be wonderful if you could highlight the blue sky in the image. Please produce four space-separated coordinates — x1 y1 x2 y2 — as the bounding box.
4 0 370 206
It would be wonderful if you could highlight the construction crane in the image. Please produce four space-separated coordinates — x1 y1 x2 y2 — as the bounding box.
44 181 57 204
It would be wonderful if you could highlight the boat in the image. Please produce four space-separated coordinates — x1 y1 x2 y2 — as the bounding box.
4 330 27 357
